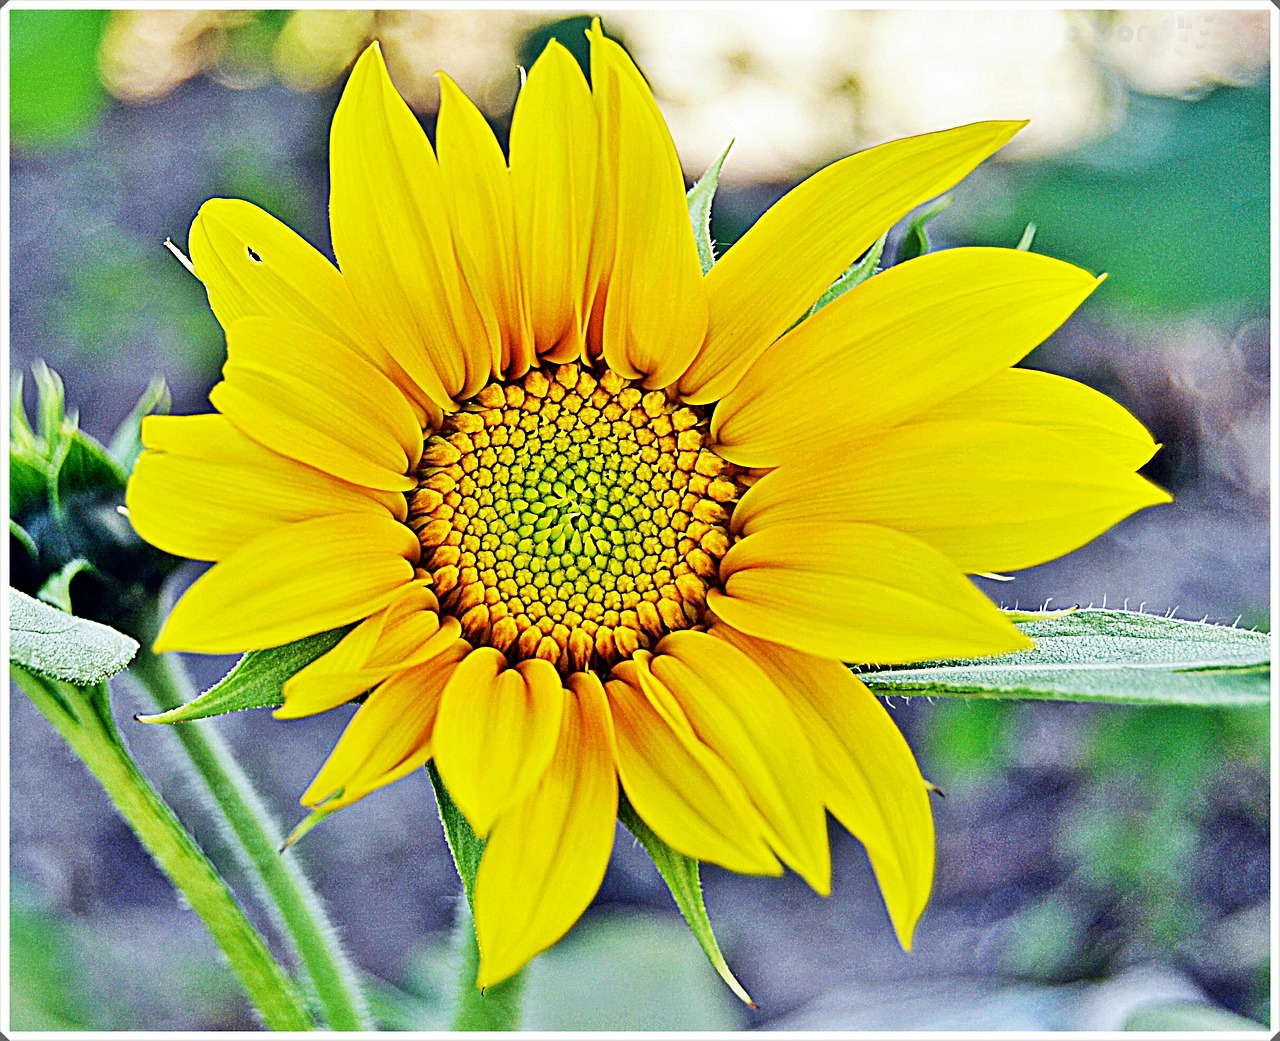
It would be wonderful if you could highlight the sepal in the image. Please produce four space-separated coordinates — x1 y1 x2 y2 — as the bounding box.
618 793 756 1007
138 626 351 724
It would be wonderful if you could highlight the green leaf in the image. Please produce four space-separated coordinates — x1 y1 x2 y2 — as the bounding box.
1015 221 1037 251
1123 999 1265 1032
894 193 953 265
37 558 95 613
8 587 138 686
860 608 1270 706
686 142 733 275
617 795 755 1007
807 232 888 317
108 377 171 472
137 626 350 724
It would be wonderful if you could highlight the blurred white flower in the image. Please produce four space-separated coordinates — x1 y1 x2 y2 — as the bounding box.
610 10 860 184
272 10 375 93
1085 10 1270 98
848 10 1117 159
99 11 233 103
373 10 537 116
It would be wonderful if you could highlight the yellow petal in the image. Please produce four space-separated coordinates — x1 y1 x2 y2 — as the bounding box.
186 197 430 414
918 367 1161 471
282 586 411 711
473 671 617 988
437 72 533 379
189 197 356 337
606 672 781 876
734 420 1172 573
278 588 462 719
154 514 420 654
712 247 1103 468
509 39 597 362
127 414 401 562
712 625 934 949
329 43 495 406
708 521 1032 664
301 653 462 810
212 316 422 492
580 23 616 360
590 25 707 388
431 649 566 837
679 121 1025 404
650 631 831 894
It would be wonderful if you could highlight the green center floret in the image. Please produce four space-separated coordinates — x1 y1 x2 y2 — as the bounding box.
406 363 744 675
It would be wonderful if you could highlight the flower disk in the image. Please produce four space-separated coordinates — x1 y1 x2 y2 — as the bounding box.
411 364 744 673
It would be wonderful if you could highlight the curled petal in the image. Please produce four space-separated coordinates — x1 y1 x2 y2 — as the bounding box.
473 672 617 987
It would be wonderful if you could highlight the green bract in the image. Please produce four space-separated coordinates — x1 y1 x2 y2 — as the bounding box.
10 363 176 630
137 627 351 724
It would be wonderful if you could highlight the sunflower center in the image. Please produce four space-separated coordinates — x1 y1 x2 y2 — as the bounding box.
406 363 746 674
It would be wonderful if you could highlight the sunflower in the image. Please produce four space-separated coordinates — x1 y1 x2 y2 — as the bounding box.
126 23 1169 988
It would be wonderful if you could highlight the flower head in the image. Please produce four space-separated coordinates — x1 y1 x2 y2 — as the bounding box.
127 23 1168 987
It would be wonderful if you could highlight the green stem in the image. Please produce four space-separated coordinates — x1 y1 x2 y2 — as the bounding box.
12 667 314 1032
450 902 528 1032
428 763 528 1032
127 621 371 1032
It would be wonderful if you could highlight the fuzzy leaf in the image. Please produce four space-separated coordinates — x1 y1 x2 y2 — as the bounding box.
617 794 755 1007
8 586 138 685
138 626 349 724
686 142 733 275
860 608 1269 706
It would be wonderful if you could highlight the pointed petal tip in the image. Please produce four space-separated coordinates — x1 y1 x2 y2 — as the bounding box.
716 961 758 1008
992 117 1030 137
150 628 180 656
281 804 335 851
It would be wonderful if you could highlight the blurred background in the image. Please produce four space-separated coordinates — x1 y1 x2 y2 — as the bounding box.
8 7 1271 1032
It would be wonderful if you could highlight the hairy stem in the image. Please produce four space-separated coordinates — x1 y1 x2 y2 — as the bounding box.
12 667 315 1031
128 611 370 1031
